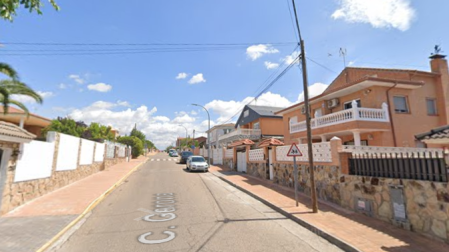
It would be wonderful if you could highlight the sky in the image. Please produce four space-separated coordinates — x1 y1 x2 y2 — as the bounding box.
0 0 448 149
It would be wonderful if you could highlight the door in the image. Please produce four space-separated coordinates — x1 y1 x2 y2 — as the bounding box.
269 149 274 180
237 152 247 173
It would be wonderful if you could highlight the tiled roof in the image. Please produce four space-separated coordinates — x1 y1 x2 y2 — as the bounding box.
0 106 51 122
258 138 284 147
228 139 254 147
415 125 449 141
0 121 36 140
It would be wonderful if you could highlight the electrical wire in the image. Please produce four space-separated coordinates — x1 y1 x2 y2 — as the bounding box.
220 55 300 124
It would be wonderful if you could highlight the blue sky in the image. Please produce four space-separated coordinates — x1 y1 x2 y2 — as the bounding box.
0 0 448 149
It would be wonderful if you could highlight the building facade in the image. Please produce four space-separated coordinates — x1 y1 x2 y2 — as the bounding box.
276 54 449 147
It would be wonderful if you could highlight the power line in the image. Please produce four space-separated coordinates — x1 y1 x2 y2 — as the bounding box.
220 55 300 124
0 41 296 46
306 57 338 74
286 0 300 42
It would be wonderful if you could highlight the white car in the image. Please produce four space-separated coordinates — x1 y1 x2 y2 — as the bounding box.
186 156 209 172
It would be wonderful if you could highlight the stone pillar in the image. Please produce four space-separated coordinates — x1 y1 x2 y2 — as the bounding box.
330 136 342 166
353 131 361 146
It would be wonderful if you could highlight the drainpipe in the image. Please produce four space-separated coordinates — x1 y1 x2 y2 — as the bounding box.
386 82 398 147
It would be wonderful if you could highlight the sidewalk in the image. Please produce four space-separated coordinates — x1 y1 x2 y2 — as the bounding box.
209 165 449 252
0 156 148 252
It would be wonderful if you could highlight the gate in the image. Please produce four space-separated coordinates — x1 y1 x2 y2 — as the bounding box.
237 152 247 173
269 149 274 180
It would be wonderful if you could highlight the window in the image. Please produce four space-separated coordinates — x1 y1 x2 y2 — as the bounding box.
313 108 322 117
253 122 260 129
426 98 437 115
344 99 361 110
289 116 298 125
393 96 409 113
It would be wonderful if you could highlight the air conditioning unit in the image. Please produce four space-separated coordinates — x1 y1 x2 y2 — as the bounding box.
301 106 307 114
327 98 340 109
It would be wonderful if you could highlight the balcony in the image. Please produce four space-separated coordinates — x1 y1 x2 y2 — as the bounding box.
290 102 390 134
218 128 262 144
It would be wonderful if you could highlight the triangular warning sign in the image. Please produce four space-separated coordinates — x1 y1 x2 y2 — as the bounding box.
287 143 303 157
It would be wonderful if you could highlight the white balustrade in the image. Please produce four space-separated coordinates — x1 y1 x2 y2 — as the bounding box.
290 103 389 134
218 128 261 141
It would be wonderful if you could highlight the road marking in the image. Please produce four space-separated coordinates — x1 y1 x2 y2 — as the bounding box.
137 193 178 245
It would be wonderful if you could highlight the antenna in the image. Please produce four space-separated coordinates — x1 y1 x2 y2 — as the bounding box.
339 47 347 68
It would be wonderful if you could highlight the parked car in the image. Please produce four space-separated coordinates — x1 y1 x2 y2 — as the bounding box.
186 156 209 172
179 151 193 164
169 150 178 157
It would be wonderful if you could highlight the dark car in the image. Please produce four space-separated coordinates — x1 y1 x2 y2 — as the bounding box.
179 151 193 164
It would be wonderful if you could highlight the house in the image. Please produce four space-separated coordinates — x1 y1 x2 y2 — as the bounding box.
415 125 449 148
219 105 284 146
206 123 235 148
275 53 449 147
194 136 207 147
0 106 51 138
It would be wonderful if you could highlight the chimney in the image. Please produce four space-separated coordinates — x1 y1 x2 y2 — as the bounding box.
429 53 449 124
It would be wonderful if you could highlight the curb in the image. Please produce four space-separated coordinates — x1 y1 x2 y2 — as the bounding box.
36 158 149 252
213 173 362 252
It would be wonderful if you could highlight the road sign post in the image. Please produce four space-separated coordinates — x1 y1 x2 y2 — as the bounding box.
287 143 302 207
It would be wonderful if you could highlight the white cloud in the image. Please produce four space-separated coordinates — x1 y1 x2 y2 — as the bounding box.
117 100 131 107
331 0 415 31
297 83 329 102
67 101 207 149
87 83 112 92
58 83 68 89
11 91 54 104
205 92 293 124
69 74 85 84
175 72 188 79
246 44 279 61
283 51 300 65
188 73 206 84
264 61 279 70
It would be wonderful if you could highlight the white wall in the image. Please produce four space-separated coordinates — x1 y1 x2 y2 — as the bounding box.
56 133 80 171
14 141 55 182
95 143 105 162
79 139 95 165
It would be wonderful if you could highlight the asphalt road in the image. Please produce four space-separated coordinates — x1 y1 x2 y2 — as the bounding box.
55 153 343 252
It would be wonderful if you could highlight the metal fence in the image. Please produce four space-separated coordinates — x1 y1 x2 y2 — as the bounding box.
349 152 448 182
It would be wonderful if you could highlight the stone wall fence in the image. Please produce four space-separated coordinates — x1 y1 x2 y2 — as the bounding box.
247 137 449 243
0 132 129 215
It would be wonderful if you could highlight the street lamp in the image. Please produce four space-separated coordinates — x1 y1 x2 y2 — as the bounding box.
192 103 210 165
178 125 187 150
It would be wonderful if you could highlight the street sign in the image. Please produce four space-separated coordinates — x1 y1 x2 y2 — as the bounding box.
287 143 303 157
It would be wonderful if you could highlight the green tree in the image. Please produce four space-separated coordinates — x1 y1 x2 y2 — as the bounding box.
42 117 86 137
1 0 59 21
165 145 175 152
117 136 143 158
82 123 115 141
130 127 146 143
0 63 43 114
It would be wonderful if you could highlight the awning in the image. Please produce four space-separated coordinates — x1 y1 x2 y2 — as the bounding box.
0 121 36 143
228 139 254 148
258 138 284 148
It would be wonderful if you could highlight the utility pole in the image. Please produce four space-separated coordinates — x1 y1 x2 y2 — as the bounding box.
291 0 318 213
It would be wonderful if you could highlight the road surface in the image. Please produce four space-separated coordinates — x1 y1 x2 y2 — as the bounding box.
56 153 343 252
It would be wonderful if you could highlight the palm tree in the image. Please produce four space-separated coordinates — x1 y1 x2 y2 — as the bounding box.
0 63 43 115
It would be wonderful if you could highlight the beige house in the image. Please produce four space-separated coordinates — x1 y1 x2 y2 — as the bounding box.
276 53 449 147
0 107 51 138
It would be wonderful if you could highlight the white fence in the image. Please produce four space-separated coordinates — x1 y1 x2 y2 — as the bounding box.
94 143 105 162
118 145 126 157
55 133 80 171
249 149 264 161
225 149 233 159
276 142 332 163
213 149 223 165
80 139 95 165
14 140 55 182
342 145 443 158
